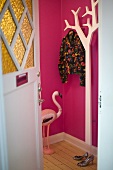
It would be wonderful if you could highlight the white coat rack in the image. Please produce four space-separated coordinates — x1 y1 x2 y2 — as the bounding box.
64 0 99 145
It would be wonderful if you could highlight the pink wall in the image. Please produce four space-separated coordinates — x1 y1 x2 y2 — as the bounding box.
39 0 98 146
39 0 64 135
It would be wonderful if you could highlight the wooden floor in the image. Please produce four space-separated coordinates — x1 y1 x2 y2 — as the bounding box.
43 141 97 170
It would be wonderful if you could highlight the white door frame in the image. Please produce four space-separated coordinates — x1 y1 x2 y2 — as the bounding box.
98 0 113 169
33 1 43 168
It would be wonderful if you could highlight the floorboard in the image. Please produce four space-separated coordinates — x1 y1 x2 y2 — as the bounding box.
43 141 97 170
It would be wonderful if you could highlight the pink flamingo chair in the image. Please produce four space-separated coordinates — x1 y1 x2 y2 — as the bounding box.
42 91 62 154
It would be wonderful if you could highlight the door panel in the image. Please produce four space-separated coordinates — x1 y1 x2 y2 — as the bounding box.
5 83 38 170
0 0 43 170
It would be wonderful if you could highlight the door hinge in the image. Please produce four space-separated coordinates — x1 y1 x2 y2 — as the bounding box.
99 95 102 108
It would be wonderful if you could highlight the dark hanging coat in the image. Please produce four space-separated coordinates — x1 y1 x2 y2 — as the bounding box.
58 30 85 86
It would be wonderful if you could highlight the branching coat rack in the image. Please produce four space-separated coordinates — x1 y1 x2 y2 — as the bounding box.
64 0 99 145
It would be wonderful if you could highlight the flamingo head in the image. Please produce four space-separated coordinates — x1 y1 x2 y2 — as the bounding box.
53 91 62 98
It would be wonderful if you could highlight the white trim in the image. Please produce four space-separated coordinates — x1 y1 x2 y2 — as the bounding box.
0 33 9 170
33 0 43 169
64 133 97 156
48 132 97 157
47 132 65 145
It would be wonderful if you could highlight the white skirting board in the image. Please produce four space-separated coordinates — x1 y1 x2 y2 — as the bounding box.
45 132 97 156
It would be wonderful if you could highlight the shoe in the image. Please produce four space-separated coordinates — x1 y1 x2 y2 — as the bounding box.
77 154 94 167
73 152 88 161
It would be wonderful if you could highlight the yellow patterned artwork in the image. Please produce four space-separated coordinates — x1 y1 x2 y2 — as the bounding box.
1 40 17 74
0 0 34 74
10 0 24 22
0 0 6 12
21 15 32 44
1 9 16 45
13 35 25 66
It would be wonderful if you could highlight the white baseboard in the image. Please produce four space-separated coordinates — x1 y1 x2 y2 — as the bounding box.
64 133 97 156
47 132 97 156
49 132 65 144
43 132 65 146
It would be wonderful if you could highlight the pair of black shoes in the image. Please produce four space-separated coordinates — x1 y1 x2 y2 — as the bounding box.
73 152 94 167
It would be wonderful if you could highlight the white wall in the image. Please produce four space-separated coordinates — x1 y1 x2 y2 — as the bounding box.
98 0 113 169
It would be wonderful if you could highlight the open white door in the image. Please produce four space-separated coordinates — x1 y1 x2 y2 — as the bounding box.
0 0 43 170
98 0 113 169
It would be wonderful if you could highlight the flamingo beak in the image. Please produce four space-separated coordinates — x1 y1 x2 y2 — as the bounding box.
59 92 62 98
